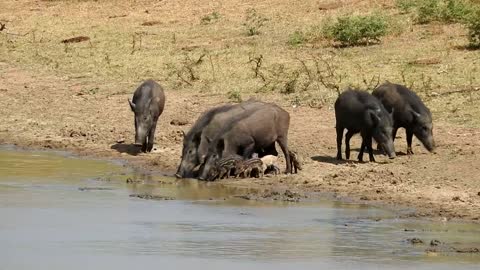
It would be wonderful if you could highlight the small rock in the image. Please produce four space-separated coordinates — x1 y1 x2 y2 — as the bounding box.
170 119 189 126
116 138 125 143
234 195 251 200
360 195 368 200
452 196 463 202
430 239 442 246
407 238 424 245
454 247 480 253
78 187 113 191
284 190 295 198
129 194 175 200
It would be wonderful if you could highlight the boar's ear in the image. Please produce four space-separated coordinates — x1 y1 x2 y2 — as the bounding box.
216 139 225 154
128 99 136 111
410 109 421 120
192 133 201 145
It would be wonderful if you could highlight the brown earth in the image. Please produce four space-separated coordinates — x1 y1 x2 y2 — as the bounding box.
1 61 479 222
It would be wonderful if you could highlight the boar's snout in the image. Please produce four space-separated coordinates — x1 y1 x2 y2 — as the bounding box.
382 141 396 159
426 140 436 153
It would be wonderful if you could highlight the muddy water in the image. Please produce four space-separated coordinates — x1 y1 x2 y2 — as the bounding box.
1 147 479 270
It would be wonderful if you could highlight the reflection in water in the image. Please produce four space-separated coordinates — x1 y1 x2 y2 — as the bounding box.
0 147 480 270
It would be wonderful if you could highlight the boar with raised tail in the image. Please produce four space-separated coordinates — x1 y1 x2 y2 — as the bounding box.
373 82 435 155
335 89 396 162
128 80 165 153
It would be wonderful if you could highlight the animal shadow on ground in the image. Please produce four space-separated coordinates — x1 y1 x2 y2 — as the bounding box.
111 143 142 156
311 155 356 165
311 148 390 165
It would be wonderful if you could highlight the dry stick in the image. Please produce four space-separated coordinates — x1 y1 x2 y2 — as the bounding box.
2 30 30 36
131 32 144 54
248 55 264 81
434 87 480 97
209 54 216 81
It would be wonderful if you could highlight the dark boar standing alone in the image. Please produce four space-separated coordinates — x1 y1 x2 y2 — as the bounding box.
372 82 435 154
335 89 396 162
128 79 165 153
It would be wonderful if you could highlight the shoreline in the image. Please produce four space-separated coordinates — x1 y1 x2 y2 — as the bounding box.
1 136 477 224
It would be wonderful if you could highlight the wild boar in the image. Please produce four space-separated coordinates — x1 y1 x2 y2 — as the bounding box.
199 104 291 180
335 89 396 162
175 100 265 178
128 79 165 153
372 82 435 154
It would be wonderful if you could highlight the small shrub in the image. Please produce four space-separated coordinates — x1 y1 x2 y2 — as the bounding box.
467 9 480 48
281 71 300 94
416 0 440 24
243 8 268 36
322 14 388 46
411 0 474 24
227 90 242 103
396 0 418 13
440 0 473 23
201 11 220 25
288 30 306 46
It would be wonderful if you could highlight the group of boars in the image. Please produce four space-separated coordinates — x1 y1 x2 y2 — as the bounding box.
128 79 435 181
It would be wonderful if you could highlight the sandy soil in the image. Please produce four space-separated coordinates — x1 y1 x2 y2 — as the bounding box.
1 61 479 222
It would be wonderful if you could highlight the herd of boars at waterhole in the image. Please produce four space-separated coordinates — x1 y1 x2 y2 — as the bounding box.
128 79 435 181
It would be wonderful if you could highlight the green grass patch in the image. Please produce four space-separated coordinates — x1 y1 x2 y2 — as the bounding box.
397 0 476 24
322 13 388 46
466 9 480 48
287 30 306 46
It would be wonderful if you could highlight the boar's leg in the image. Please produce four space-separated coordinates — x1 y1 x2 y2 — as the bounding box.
277 136 292 174
336 126 344 160
146 121 158 152
392 126 398 142
141 139 148 153
406 128 414 155
242 140 256 160
358 130 369 162
366 135 375 162
357 139 365 162
345 130 355 160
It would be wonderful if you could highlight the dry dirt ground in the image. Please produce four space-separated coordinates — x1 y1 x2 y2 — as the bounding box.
0 0 480 222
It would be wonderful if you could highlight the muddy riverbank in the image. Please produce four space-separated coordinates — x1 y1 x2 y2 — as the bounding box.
1 62 480 222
